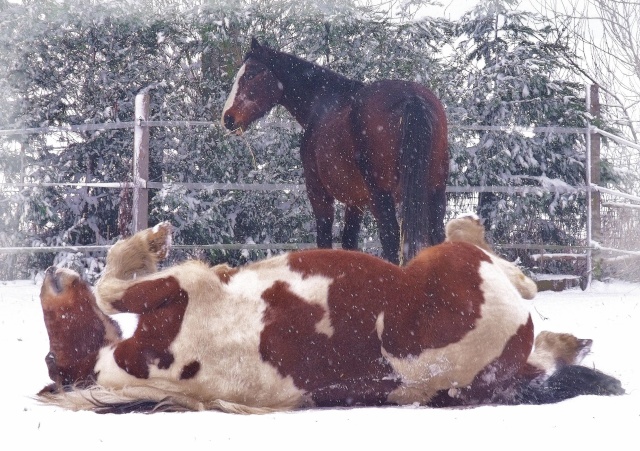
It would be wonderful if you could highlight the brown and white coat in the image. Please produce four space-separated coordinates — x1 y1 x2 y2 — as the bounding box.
38 222 623 413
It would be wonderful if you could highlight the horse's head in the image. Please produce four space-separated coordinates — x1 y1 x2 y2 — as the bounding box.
221 38 283 134
39 266 122 391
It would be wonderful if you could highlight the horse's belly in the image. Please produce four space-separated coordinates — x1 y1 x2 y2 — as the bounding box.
311 112 371 206
318 157 370 206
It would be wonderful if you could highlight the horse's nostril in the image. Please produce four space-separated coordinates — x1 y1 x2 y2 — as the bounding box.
224 115 235 130
44 267 63 293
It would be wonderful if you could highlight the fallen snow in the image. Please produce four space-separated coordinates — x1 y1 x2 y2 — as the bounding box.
1 277 638 449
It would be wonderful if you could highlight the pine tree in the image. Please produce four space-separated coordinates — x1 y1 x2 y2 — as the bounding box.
0 0 616 279
448 0 590 261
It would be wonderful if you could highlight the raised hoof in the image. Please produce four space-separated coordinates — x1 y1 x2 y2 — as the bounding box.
147 222 173 261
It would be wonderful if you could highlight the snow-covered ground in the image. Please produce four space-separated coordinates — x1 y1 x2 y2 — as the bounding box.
1 277 638 450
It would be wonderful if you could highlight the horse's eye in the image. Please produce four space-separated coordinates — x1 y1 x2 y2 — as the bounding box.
245 71 260 81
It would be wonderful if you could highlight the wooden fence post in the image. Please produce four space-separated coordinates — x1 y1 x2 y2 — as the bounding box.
132 91 150 233
584 84 602 288
589 84 602 244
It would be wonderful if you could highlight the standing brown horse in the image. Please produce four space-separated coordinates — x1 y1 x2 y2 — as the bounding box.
222 38 449 264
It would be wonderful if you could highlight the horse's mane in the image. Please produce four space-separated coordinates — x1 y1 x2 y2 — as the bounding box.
246 44 364 96
37 384 300 414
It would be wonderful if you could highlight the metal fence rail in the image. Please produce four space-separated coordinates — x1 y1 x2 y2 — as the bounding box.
3 89 640 285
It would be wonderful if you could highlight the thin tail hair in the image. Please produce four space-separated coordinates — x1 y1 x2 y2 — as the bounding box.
515 365 624 405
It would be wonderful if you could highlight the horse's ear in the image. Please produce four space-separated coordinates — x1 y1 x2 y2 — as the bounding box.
251 37 261 50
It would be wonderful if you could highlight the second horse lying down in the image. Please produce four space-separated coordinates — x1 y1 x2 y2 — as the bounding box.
38 220 623 413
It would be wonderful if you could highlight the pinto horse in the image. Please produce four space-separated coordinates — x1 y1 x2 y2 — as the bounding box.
221 39 449 264
37 221 624 413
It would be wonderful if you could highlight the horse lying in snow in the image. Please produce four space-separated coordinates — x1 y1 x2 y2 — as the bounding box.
38 221 623 413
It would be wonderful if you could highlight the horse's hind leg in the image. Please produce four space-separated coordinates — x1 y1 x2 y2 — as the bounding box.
342 205 363 250
96 222 173 314
371 191 400 264
308 193 335 249
304 173 335 249
103 222 172 280
300 138 336 250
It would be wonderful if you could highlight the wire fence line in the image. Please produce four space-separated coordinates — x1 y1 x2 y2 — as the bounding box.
0 119 591 136
593 126 640 152
0 240 594 255
592 184 640 203
2 113 639 260
0 181 589 194
0 243 319 254
0 121 138 136
0 118 601 194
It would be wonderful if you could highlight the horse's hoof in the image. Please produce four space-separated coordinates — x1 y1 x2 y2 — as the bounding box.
148 222 173 260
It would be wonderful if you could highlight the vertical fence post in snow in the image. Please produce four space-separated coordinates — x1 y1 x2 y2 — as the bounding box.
584 84 604 288
585 84 602 288
585 86 593 288
133 91 150 233
589 85 602 243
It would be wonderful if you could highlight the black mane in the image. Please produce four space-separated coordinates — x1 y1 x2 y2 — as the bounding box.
246 44 364 98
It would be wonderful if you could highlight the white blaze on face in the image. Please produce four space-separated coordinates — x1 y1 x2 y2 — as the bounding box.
221 63 246 126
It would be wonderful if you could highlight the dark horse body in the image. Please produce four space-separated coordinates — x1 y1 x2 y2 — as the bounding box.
222 39 449 264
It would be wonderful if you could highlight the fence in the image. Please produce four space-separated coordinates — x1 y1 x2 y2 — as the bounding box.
2 88 640 286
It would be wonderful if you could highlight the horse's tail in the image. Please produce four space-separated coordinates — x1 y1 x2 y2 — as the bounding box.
515 365 624 405
399 96 445 262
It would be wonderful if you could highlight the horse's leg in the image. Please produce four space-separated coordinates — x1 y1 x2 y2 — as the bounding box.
370 191 400 264
309 190 335 249
342 205 363 250
90 224 188 379
96 222 173 314
300 138 335 249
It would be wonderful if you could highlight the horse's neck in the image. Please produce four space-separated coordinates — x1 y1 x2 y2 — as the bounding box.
279 93 314 128
271 54 362 128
